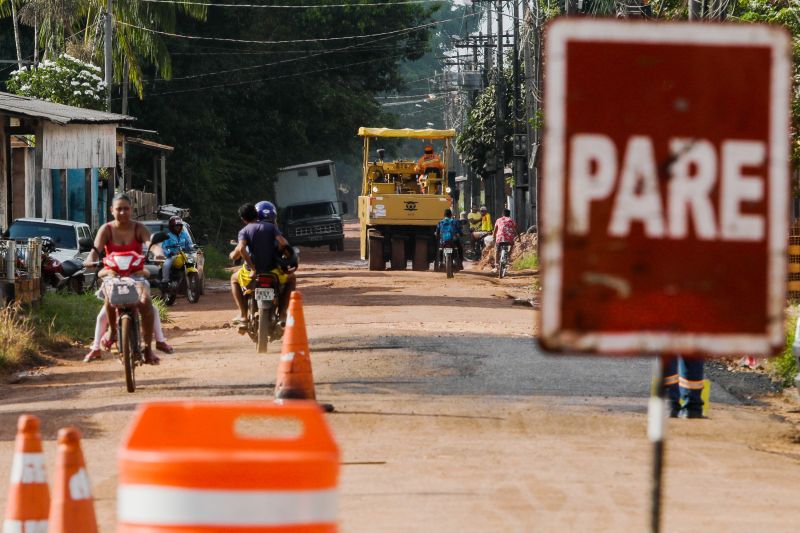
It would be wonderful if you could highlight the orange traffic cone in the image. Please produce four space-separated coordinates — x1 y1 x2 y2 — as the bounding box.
3 414 50 533
275 292 333 411
47 427 98 533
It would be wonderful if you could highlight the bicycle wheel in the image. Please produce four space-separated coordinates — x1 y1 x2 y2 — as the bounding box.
120 314 136 393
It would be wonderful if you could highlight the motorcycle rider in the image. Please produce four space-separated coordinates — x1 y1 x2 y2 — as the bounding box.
435 208 463 270
254 200 297 322
83 193 158 365
229 202 295 326
160 216 195 290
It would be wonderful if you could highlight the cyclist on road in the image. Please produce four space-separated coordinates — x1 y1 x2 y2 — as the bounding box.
493 208 517 270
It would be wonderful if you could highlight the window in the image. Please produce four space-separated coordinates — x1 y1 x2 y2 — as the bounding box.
8 222 77 249
285 202 334 221
315 164 331 177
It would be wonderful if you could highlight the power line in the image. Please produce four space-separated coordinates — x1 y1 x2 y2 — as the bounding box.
116 12 479 46
156 21 434 81
136 52 408 97
140 0 446 7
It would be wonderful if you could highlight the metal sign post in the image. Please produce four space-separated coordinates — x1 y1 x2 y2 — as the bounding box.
538 19 791 532
648 356 666 533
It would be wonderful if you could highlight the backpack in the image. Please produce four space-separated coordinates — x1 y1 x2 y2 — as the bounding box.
440 219 454 242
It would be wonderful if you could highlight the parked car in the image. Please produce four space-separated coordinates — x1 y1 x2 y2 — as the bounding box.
141 220 206 293
5 218 96 288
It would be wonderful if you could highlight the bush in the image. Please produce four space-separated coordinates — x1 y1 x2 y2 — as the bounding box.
513 251 538 271
6 55 107 110
768 309 799 387
0 305 37 369
203 244 232 280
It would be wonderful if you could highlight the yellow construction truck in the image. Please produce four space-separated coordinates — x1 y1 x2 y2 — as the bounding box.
357 127 455 271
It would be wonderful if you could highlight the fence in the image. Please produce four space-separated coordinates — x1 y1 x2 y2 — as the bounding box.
126 189 158 221
0 238 43 306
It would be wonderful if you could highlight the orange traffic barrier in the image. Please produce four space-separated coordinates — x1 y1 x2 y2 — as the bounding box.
117 401 340 532
275 291 317 402
48 427 98 533
3 414 50 533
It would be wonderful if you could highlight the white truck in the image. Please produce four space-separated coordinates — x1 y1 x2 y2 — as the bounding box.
274 160 347 251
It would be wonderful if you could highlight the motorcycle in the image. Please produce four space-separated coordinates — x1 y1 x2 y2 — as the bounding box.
237 248 299 354
158 248 201 305
90 232 167 393
40 236 87 294
463 231 490 262
435 240 462 279
497 242 511 279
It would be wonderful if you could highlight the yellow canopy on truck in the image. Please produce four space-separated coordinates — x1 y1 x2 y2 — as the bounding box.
358 127 456 139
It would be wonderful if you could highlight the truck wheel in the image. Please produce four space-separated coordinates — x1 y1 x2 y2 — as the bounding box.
368 237 385 271
390 238 406 270
336 238 345 251
329 243 336 252
412 238 429 271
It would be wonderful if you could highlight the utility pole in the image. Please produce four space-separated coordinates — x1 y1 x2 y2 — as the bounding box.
512 0 527 230
104 0 113 112
483 3 494 212
493 0 506 220
525 0 543 232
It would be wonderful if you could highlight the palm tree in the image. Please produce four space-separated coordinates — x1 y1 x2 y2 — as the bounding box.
78 0 207 97
1 0 207 97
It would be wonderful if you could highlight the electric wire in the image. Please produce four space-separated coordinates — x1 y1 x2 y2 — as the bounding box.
116 12 479 46
140 0 446 8
135 51 409 97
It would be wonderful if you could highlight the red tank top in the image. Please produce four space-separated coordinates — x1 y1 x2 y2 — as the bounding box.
103 223 143 256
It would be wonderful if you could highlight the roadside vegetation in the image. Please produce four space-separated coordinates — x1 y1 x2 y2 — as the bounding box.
38 291 102 346
203 245 231 280
768 310 799 387
0 304 37 369
513 251 538 271
0 289 177 372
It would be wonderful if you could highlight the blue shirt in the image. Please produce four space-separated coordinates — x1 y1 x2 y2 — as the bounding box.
162 229 194 258
238 221 282 273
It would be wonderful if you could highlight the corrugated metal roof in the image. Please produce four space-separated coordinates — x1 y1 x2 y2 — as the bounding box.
0 92 133 125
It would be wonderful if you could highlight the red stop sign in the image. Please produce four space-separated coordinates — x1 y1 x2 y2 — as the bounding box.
540 20 791 356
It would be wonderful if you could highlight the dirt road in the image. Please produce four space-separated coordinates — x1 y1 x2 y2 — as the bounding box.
1 224 799 532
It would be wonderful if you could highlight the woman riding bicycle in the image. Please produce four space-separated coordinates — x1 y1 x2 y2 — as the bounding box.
85 193 159 365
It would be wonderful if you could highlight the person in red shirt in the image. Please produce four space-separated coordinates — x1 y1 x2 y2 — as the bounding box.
492 208 517 268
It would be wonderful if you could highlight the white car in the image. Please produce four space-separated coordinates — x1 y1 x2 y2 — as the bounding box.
6 218 96 286
7 218 94 262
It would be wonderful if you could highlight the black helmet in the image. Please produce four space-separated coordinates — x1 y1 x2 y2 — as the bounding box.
41 235 56 254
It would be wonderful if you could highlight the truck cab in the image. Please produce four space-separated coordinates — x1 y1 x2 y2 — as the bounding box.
280 200 346 251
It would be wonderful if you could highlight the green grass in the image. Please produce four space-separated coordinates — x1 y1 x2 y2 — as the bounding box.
767 310 799 387
37 291 103 345
512 251 539 271
203 244 232 280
